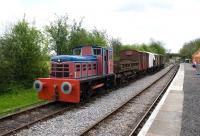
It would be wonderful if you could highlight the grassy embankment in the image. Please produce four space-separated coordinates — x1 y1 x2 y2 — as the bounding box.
0 61 50 116
0 88 44 116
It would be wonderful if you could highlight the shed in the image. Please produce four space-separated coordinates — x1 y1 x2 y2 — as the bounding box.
192 49 200 64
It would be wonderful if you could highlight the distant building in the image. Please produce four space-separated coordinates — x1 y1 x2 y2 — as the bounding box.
192 49 200 64
166 53 181 63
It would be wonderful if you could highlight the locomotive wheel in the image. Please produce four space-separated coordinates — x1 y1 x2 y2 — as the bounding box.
105 76 115 89
80 87 92 102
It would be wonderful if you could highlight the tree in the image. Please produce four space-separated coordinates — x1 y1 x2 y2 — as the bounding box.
110 38 122 52
148 40 166 55
45 14 70 55
69 23 109 51
180 38 200 58
139 43 151 52
87 28 108 47
0 19 48 91
46 15 109 55
109 38 122 60
68 20 89 54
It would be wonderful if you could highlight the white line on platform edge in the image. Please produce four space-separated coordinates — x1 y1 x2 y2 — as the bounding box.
137 64 184 136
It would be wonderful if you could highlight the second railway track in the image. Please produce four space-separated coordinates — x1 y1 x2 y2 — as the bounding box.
80 64 179 136
0 102 75 136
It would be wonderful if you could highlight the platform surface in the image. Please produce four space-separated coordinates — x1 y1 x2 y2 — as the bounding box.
138 63 200 136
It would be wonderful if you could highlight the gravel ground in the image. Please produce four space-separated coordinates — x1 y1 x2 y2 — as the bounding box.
86 65 177 136
181 63 200 136
15 65 173 136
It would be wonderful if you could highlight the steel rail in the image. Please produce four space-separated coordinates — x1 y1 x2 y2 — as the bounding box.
0 101 75 136
79 65 177 136
128 64 179 136
0 101 53 120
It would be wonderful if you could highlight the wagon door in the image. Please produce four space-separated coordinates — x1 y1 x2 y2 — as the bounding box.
139 53 143 71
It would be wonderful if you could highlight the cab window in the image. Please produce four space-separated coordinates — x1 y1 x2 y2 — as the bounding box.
93 63 97 70
82 64 87 71
73 48 81 55
76 64 80 71
93 48 101 55
88 64 92 70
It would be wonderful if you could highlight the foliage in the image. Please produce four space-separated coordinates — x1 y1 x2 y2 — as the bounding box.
110 38 122 53
0 19 49 92
87 28 108 47
180 38 200 58
148 40 166 54
110 39 166 60
118 40 166 55
68 20 89 54
46 15 109 55
120 44 139 51
139 44 152 52
45 14 70 55
109 38 122 60
68 22 108 53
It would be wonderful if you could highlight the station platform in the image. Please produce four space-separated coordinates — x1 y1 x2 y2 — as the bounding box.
138 63 200 136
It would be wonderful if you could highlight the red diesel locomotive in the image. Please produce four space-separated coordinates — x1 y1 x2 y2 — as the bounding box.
33 46 115 103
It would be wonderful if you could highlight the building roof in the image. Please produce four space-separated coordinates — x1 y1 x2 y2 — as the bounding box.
192 48 200 57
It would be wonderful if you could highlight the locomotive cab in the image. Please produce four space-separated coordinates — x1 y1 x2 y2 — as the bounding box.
72 46 113 76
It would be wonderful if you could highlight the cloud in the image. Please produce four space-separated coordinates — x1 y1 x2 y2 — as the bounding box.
0 0 200 52
115 0 173 12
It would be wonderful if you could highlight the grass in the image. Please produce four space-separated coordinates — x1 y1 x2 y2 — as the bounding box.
0 88 44 116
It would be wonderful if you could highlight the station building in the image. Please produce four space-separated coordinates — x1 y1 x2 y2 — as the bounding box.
192 48 200 63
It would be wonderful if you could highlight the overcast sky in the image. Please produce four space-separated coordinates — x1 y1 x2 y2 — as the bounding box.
1 0 200 53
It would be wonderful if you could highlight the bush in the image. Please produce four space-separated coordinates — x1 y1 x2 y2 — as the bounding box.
0 19 49 92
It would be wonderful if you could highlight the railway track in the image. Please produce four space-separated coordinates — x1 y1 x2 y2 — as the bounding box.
80 64 179 136
128 65 179 136
0 65 176 136
0 101 75 136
